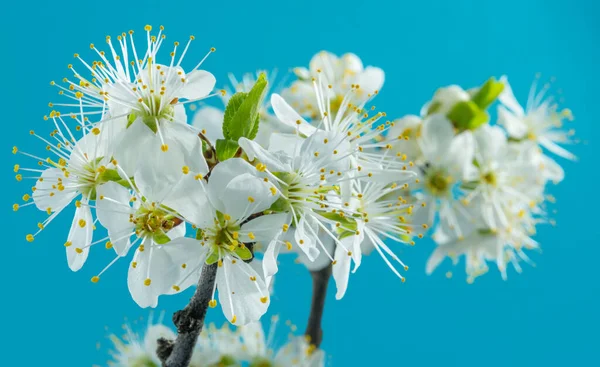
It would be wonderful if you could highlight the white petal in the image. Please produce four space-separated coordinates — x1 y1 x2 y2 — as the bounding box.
332 245 352 300
497 105 528 139
65 203 93 271
180 70 216 100
354 66 384 96
33 168 77 212
239 137 293 172
217 255 269 325
271 94 317 136
499 75 525 116
96 182 134 256
294 215 321 261
214 174 277 222
268 133 304 157
341 53 364 73
539 136 577 161
239 213 290 243
474 125 507 163
419 114 454 162
239 322 267 357
128 238 208 308
192 106 225 144
446 130 475 179
161 175 213 229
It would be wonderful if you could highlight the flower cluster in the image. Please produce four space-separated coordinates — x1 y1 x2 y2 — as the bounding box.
106 315 324 367
14 25 576 339
382 77 576 281
13 27 422 328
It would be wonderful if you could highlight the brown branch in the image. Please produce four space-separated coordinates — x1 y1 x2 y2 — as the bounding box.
305 264 332 348
157 262 218 367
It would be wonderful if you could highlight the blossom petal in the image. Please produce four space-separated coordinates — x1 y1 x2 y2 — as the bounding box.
497 105 528 139
96 182 134 256
271 94 317 136
192 106 225 144
65 203 93 271
239 137 293 172
217 255 270 326
33 168 77 212
180 70 216 100
499 76 525 116
419 114 454 162
332 244 352 300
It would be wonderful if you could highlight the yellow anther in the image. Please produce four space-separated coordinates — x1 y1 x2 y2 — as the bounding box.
13 164 20 172
132 262 137 268
64 241 72 247
161 144 169 152
75 200 81 208
91 276 100 283
182 166 190 174
75 248 83 254
260 297 268 304
144 25 152 31
223 214 231 221
75 91 84 99
282 224 289 232
209 299 217 308
270 187 277 195
26 234 34 242
144 278 152 286
248 232 255 240
91 127 100 135
248 196 255 203
12 204 19 211
15 174 22 182
105 241 113 249
285 241 292 250
256 163 266 172
78 219 86 228
218 259 223 267
231 315 237 324
172 285 181 291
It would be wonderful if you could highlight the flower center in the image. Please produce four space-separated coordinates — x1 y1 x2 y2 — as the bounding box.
133 204 180 242
198 212 253 261
482 171 497 186
425 170 452 196
128 95 176 133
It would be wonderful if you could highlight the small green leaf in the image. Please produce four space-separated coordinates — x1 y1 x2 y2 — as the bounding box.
126 113 137 129
223 93 247 138
234 245 253 260
216 139 240 161
471 78 504 109
447 101 488 131
222 73 268 141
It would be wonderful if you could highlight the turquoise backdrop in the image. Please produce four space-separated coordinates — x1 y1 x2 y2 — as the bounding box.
2 0 598 366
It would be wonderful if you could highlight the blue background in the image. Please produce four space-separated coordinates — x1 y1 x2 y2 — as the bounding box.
2 0 598 366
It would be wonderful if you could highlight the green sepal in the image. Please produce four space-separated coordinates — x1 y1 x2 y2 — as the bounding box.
471 78 504 110
234 245 253 260
126 113 137 129
153 231 171 245
216 139 240 161
97 168 122 183
460 181 480 191
205 249 220 265
447 100 488 131
196 229 205 240
268 196 291 213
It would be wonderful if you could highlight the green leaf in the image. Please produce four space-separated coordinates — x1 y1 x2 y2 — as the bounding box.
222 92 247 138
216 139 240 161
195 229 205 240
234 245 253 261
447 101 488 131
222 73 268 141
471 78 504 110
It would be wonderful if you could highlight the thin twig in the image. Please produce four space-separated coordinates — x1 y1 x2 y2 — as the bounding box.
305 264 332 348
157 262 218 367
